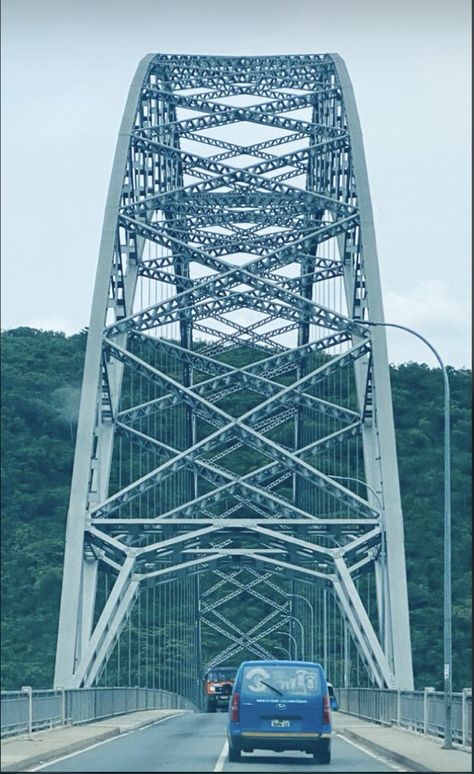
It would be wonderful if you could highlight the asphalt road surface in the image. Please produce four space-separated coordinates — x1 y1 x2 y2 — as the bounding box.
34 712 405 772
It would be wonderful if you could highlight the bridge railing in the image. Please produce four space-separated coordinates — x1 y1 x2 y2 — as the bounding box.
1 687 197 739
335 687 472 747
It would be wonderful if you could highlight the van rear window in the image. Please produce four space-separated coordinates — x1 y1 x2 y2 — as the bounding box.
242 664 321 697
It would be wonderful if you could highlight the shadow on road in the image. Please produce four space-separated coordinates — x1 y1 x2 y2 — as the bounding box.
236 753 316 766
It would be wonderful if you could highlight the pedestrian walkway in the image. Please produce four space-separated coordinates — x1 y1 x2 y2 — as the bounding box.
333 711 472 772
0 708 471 772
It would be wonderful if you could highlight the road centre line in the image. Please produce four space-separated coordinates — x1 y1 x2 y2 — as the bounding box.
214 733 406 772
28 721 408 773
213 739 229 772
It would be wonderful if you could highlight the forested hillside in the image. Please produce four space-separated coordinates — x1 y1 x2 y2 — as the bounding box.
1 328 471 691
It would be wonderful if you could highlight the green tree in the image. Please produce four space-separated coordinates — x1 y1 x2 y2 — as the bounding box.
0 330 471 691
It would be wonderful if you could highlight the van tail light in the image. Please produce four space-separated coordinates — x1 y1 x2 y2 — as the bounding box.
322 694 331 725
231 691 240 722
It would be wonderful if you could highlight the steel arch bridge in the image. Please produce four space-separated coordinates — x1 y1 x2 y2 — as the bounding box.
54 53 413 699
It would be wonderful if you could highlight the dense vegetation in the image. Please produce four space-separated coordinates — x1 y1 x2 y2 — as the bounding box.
1 328 471 691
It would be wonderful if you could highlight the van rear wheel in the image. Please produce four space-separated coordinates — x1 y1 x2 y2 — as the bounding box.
313 739 331 764
228 739 241 762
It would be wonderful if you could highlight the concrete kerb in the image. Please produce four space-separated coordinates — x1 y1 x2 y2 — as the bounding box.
0 710 184 772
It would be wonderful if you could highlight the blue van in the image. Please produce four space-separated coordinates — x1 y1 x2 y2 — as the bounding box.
227 660 332 763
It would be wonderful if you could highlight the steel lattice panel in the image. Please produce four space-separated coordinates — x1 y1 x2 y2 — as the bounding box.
54 54 413 694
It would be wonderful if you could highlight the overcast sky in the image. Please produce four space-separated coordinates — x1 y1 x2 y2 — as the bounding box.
1 0 471 368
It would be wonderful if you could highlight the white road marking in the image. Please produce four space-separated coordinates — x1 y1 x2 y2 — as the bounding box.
28 714 181 771
213 739 228 772
337 732 409 772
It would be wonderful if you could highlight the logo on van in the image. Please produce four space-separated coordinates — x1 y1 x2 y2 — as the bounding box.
276 703 287 709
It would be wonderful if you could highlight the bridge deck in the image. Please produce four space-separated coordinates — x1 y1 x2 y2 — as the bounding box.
1 709 470 772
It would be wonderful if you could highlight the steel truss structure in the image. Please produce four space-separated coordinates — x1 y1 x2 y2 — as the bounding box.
54 54 413 693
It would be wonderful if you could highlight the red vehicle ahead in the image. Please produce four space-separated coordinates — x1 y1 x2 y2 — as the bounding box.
204 666 238 712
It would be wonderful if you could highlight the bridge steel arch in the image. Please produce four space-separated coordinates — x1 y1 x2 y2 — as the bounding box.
54 54 414 693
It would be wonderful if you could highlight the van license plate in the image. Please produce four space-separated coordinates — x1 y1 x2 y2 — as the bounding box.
271 719 290 728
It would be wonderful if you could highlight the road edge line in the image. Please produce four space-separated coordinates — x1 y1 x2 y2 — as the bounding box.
2 729 121 772
213 740 228 772
22 712 183 772
340 728 432 772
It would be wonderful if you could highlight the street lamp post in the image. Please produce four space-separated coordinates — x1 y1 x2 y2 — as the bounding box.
323 587 327 674
355 318 452 749
276 630 299 660
287 615 306 660
275 645 291 659
288 594 315 660
328 475 383 513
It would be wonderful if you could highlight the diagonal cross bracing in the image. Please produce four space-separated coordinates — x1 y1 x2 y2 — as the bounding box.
55 54 413 695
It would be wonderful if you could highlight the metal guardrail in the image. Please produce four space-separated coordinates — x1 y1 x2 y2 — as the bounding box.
3 684 471 748
335 687 472 748
1 687 197 739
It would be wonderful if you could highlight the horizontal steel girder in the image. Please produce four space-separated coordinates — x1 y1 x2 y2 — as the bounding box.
55 52 412 694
